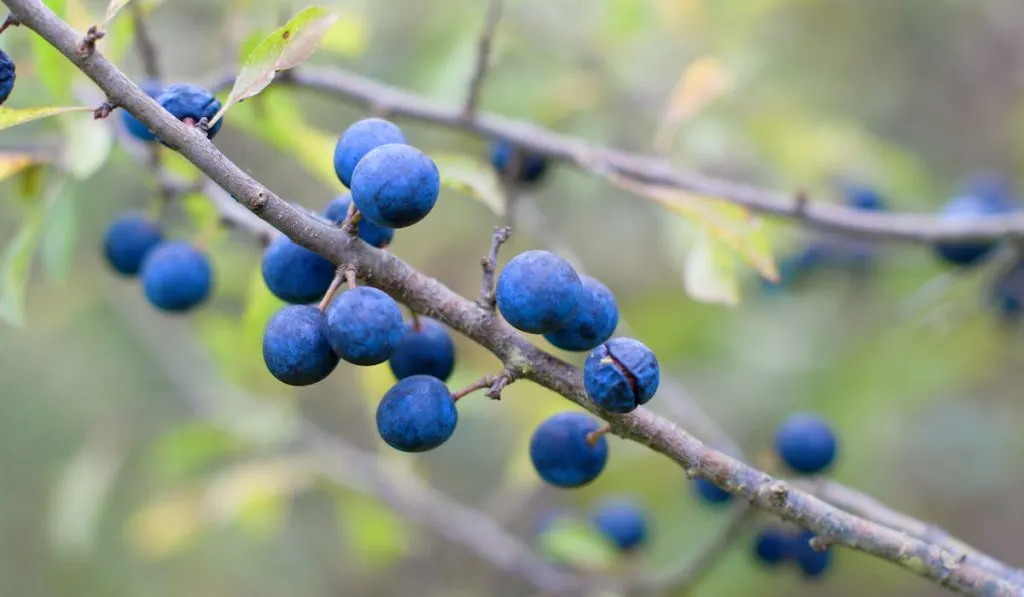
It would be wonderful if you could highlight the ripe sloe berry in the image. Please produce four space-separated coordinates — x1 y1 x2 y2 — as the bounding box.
333 118 406 188
753 527 792 566
0 48 17 106
140 241 212 312
490 139 548 185
322 192 394 248
693 478 733 505
841 181 886 212
325 287 404 365
792 530 831 578
350 144 440 228
156 83 223 139
934 176 1017 267
496 250 582 334
388 318 456 382
376 375 457 452
583 337 659 414
261 235 336 304
103 213 163 276
544 276 618 352
262 305 339 386
589 498 648 551
529 412 608 488
122 80 162 142
774 413 837 475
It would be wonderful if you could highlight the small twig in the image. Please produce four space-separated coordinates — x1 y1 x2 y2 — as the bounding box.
463 0 504 117
452 375 498 402
343 266 357 290
318 268 347 311
476 225 513 310
585 423 612 446
129 1 161 81
484 370 514 400
93 99 116 119
341 200 362 236
408 307 422 331
453 370 516 402
77 24 105 57
0 14 19 34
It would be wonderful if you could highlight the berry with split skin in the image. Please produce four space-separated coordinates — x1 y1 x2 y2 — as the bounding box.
774 413 838 475
388 317 456 382
529 412 609 488
261 235 336 305
693 477 733 505
792 530 831 578
753 527 792 567
589 498 648 551
333 118 407 188
0 48 15 106
103 212 163 276
490 139 548 185
156 83 223 139
350 143 441 228
140 241 212 312
544 275 619 352
325 286 404 366
376 374 458 452
322 192 394 248
583 337 659 414
496 250 582 334
121 80 162 142
262 305 339 386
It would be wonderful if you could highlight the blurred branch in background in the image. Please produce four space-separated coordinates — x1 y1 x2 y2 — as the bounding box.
463 0 504 118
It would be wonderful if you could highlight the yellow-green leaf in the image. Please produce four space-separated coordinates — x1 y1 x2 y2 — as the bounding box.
433 152 507 216
126 490 203 559
319 12 369 57
655 55 733 152
202 458 313 535
0 190 57 326
684 228 739 306
0 153 39 183
0 106 92 132
61 115 114 179
212 6 338 125
335 493 411 571
179 191 219 231
103 0 133 25
47 433 124 556
539 517 619 571
148 422 245 482
41 185 78 284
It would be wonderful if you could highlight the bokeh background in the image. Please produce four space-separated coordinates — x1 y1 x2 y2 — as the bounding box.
2 0 1024 596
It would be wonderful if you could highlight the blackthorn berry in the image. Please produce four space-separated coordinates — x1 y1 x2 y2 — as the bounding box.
792 530 831 578
583 337 659 414
529 412 609 488
325 286 404 365
544 276 619 352
934 179 1017 267
262 305 339 386
332 118 407 188
773 413 838 475
388 318 456 382
261 235 336 304
376 375 457 452
103 213 163 276
693 478 733 505
753 527 792 566
490 139 548 185
350 144 440 228
121 80 162 142
589 498 648 551
322 192 394 248
140 241 212 312
841 181 886 211
496 250 582 334
156 83 223 139
0 48 16 106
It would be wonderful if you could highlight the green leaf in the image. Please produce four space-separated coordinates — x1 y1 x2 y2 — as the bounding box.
538 518 619 571
179 191 219 231
61 115 114 179
41 185 78 284
319 12 369 57
433 152 507 216
29 0 73 102
47 433 124 557
103 0 134 25
684 228 739 306
0 190 57 326
149 422 245 481
212 6 338 125
335 493 411 571
203 458 312 536
0 106 92 132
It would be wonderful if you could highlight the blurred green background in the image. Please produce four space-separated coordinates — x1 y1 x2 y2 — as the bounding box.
2 0 1024 595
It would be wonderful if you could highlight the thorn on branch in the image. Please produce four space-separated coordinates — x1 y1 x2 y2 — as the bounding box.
477 225 513 310
0 15 20 35
93 100 117 119
77 25 105 57
341 201 362 236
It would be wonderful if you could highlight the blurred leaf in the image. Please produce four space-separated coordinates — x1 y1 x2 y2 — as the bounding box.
319 12 369 57
29 0 74 103
16 164 46 203
102 0 134 25
655 56 733 152
0 153 39 183
65 0 93 30
0 189 58 326
0 106 92 132
47 432 124 557
213 6 338 125
433 152 506 216
180 191 219 231
149 422 245 481
41 185 78 284
684 228 739 306
203 458 313 535
126 490 202 559
335 493 411 571
539 517 619 571
61 115 114 180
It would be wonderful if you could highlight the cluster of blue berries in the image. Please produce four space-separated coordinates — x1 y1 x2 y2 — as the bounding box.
0 48 15 106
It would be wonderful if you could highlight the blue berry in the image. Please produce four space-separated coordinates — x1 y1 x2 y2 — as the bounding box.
753 527 792 566
989 261 1024 321
350 144 440 228
589 498 648 551
322 193 394 248
140 241 212 312
496 250 582 334
156 83 223 139
774 413 838 475
529 412 609 488
121 80 162 142
388 318 456 382
103 213 163 276
333 118 407 188
490 140 548 185
544 276 618 352
841 181 886 211
792 530 831 578
583 337 659 414
261 235 336 304
325 287 404 365
693 478 733 505
262 305 339 386
934 182 1017 267
0 48 17 106
376 375 457 452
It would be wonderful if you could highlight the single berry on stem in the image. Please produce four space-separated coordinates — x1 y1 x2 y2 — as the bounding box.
121 80 163 142
262 305 339 386
530 412 609 488
0 48 17 106
350 144 441 228
325 286 404 365
583 337 659 414
140 241 212 312
323 193 394 248
376 375 458 452
773 413 838 475
388 317 456 382
792 530 832 578
544 275 619 352
103 212 163 276
753 527 793 566
491 139 548 185
156 83 223 139
589 498 648 551
261 235 336 305
333 118 407 187
495 250 582 334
